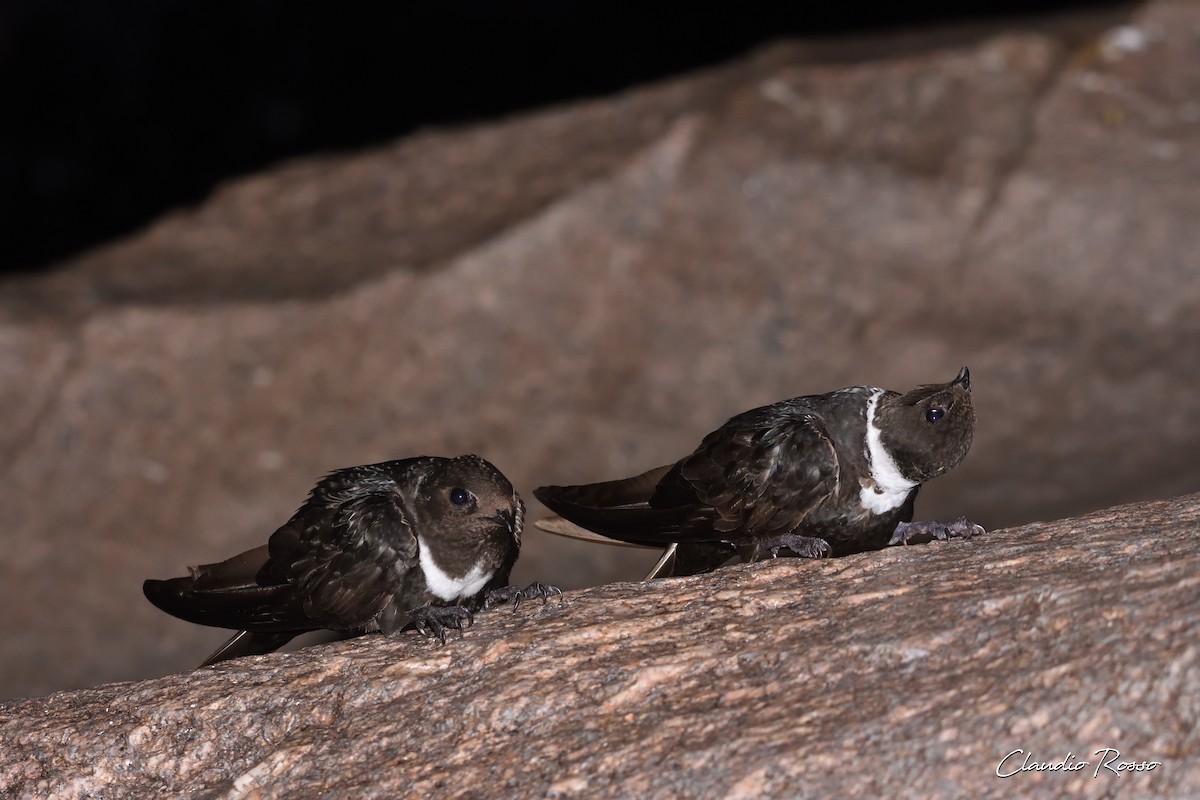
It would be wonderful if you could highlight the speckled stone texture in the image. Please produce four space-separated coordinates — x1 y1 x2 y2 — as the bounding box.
3 1 1200 699
1 493 1197 799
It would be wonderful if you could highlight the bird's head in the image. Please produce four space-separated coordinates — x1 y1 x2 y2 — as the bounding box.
416 454 524 549
876 367 975 483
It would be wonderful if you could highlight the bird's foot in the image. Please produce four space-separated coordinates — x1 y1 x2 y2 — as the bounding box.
888 516 986 546
409 604 474 644
743 534 832 562
484 582 564 611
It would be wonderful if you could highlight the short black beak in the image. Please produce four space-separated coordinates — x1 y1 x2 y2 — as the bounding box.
953 366 971 393
493 509 516 534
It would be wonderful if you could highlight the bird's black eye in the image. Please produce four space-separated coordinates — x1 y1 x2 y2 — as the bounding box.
925 407 945 423
449 487 471 507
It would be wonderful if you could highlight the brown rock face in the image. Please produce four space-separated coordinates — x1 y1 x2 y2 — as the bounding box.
3 2 1200 700
2 494 1197 798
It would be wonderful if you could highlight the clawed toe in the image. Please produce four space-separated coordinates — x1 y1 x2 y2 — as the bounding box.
781 536 831 559
483 586 519 610
950 516 987 539
518 582 564 607
485 582 564 611
410 604 474 644
803 539 832 559
755 535 831 561
889 517 986 546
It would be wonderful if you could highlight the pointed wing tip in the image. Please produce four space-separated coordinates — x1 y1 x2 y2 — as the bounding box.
536 517 677 580
199 631 246 667
143 576 190 610
644 543 678 580
534 516 657 549
199 630 297 668
532 484 574 513
535 484 584 509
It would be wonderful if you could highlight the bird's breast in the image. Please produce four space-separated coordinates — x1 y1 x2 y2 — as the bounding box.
414 536 495 602
860 388 918 512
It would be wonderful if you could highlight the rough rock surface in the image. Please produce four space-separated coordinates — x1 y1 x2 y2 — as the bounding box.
3 2 1200 699
2 493 1197 799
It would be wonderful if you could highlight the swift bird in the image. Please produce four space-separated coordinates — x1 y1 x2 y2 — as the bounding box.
536 368 980 578
146 454 558 666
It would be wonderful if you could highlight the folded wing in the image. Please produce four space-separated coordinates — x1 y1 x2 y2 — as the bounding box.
535 411 839 548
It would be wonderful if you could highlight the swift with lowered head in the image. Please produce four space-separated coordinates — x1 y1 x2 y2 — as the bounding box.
146 454 558 666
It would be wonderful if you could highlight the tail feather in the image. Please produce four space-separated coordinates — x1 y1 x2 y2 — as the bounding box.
542 465 673 509
534 516 657 548
534 465 701 547
190 545 271 590
200 630 299 667
144 577 306 630
144 545 311 632
640 543 739 578
534 465 742 577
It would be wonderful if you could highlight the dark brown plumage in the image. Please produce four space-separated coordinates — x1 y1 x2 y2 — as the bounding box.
145 454 555 665
536 369 978 576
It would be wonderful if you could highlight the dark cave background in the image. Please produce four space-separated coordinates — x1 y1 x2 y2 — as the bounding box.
0 0 1118 275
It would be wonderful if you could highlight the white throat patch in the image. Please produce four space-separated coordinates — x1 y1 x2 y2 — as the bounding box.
860 389 919 514
416 535 493 601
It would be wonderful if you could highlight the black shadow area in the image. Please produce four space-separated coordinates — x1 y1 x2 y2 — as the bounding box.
0 1 1121 273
